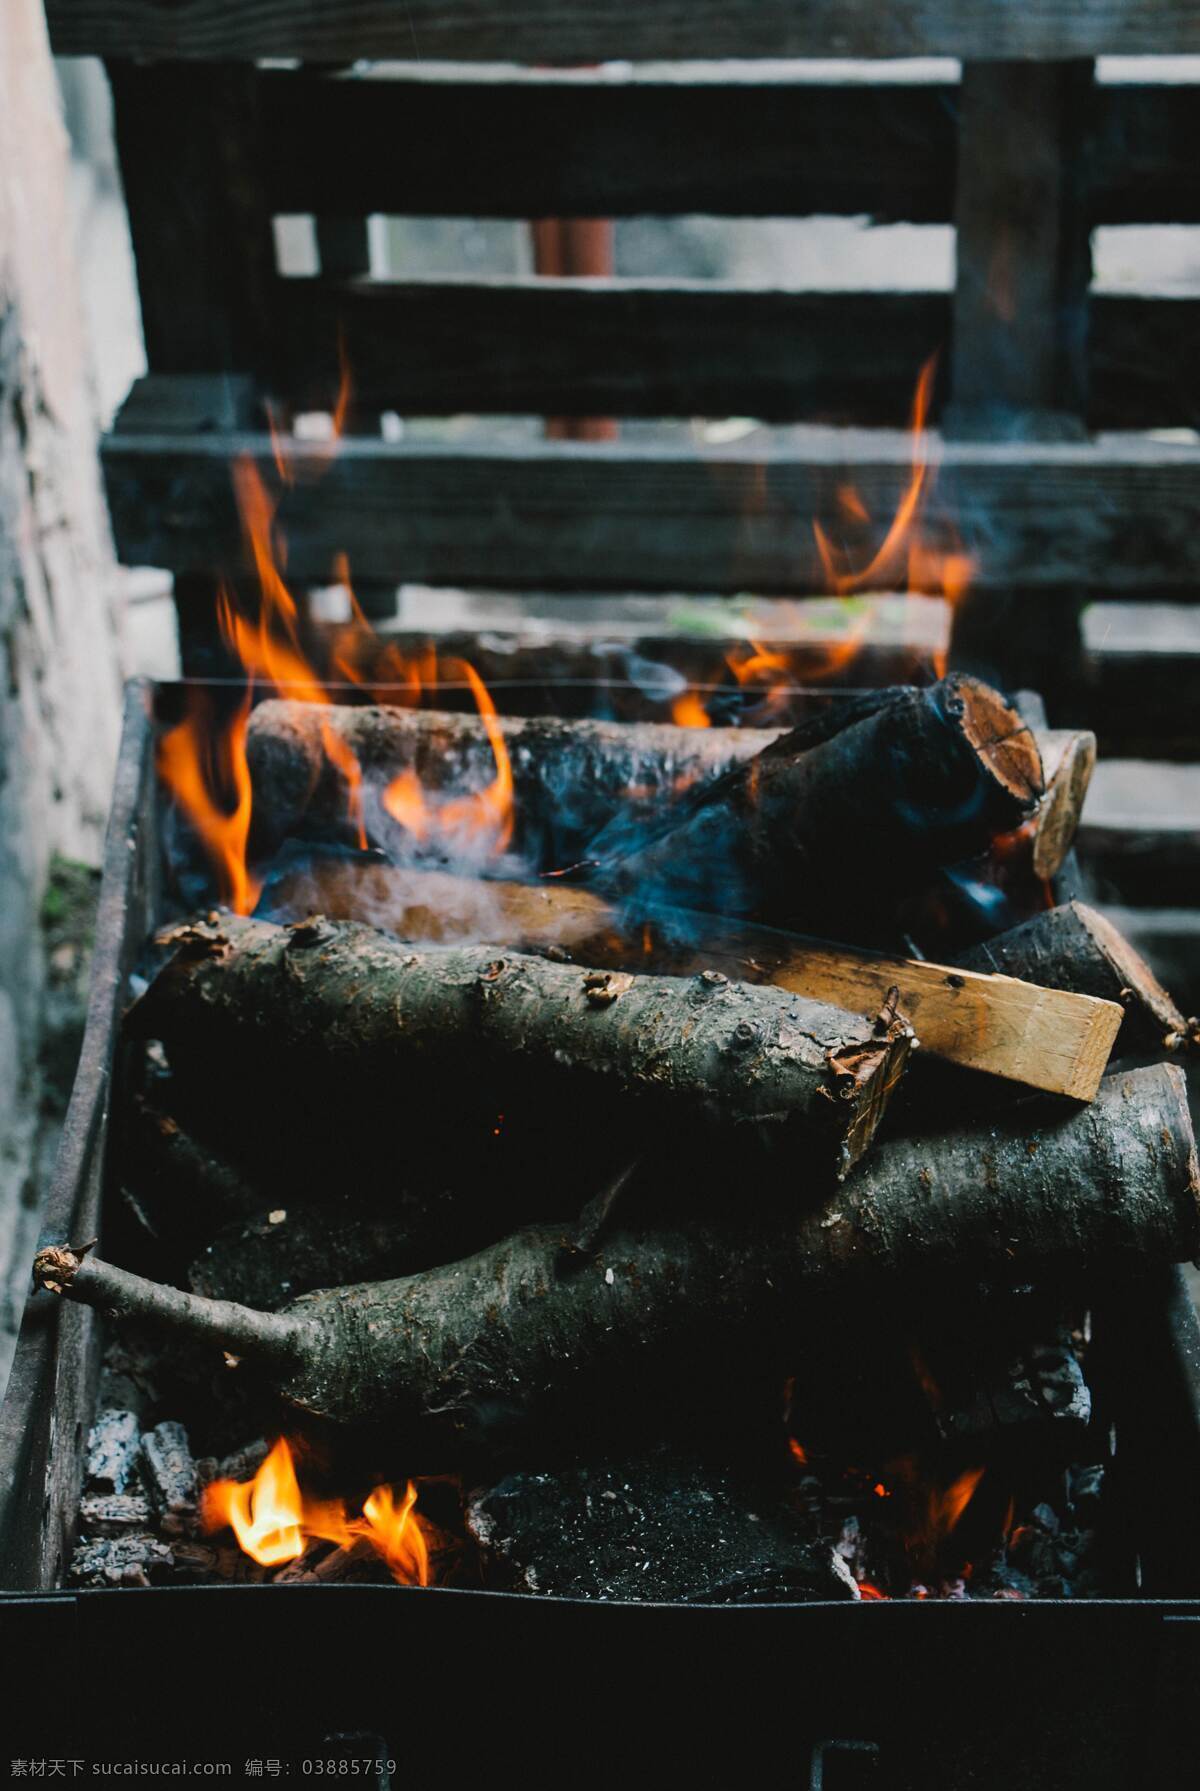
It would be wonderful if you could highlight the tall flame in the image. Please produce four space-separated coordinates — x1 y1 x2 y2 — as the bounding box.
156 684 260 916
202 1438 436 1585
812 355 975 651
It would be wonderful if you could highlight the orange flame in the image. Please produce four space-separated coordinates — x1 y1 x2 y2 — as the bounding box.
382 657 514 858
670 690 712 729
156 686 261 915
202 1438 435 1585
812 356 975 647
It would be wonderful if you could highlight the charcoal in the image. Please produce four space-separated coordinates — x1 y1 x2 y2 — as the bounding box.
140 1419 198 1521
68 1533 178 1588
196 1437 269 1488
84 1408 141 1494
1068 1464 1105 1518
466 1450 855 1604
78 1491 153 1536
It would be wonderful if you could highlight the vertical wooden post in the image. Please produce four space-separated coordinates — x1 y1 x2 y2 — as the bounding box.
946 62 1094 709
107 62 275 675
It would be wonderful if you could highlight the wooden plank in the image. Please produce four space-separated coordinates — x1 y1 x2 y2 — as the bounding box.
947 62 1092 697
44 0 1200 63
256 67 957 222
270 277 1200 427
99 424 1200 596
948 61 1093 441
106 61 274 372
280 862 1123 1098
274 279 944 422
148 67 1200 227
1078 760 1200 907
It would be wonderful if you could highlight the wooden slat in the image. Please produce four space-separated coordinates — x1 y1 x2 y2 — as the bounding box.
256 68 957 223
948 62 1093 440
1078 760 1200 907
99 425 1200 596
275 279 944 422
45 0 1200 63
119 67 1200 227
271 278 1200 428
106 61 274 372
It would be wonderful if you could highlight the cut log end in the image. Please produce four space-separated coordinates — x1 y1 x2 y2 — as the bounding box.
1032 731 1096 880
1075 902 1191 1050
951 675 1045 807
33 1242 88 1293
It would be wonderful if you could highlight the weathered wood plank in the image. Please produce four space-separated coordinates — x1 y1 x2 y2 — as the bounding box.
100 426 1200 596
164 67 1200 226
270 278 1200 428
274 279 944 422
948 61 1093 440
256 67 958 222
45 0 1200 62
106 61 274 373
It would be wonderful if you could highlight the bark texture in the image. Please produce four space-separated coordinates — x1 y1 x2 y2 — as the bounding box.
34 1066 1198 1446
959 901 1192 1053
586 674 1043 937
130 914 912 1182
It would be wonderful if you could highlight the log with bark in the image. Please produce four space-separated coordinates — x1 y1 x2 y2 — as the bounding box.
245 684 1079 903
130 914 913 1184
583 675 1043 937
33 1065 1198 1447
265 859 1124 1100
246 698 760 867
959 901 1193 1055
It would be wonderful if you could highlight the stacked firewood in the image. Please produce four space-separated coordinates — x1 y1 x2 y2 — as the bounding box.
39 673 1199 1599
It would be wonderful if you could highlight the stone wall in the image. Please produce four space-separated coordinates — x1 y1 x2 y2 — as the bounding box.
0 1 124 1392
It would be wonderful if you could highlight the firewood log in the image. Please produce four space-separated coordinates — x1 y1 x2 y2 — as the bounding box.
246 687 1075 902
130 914 913 1184
266 860 1123 1101
33 1066 1198 1446
959 902 1192 1054
586 675 1042 937
246 698 759 865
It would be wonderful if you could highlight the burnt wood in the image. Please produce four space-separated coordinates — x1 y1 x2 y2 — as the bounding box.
100 426 1200 596
44 0 1200 62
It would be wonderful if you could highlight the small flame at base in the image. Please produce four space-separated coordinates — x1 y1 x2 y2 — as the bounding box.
201 1438 437 1585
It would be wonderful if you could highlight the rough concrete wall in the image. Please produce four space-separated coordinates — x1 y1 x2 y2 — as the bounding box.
0 1 124 1383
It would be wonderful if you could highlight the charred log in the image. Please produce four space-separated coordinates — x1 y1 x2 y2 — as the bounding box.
34 1066 1198 1447
585 675 1043 938
131 914 913 1184
466 1450 856 1603
122 1094 267 1247
140 1419 198 1524
959 901 1192 1054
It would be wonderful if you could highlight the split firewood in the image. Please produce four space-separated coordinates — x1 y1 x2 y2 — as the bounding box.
466 1450 857 1603
130 914 914 1183
959 901 1193 1054
246 690 1079 904
585 675 1043 937
267 861 1123 1101
1031 731 1096 880
33 1066 1198 1446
